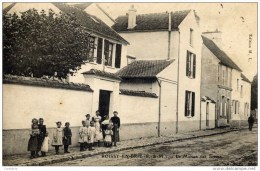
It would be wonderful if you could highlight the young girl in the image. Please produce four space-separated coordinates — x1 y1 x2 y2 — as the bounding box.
28 118 39 159
104 125 113 147
93 110 103 147
41 132 50 156
63 122 72 153
51 121 63 155
88 121 96 150
78 120 88 151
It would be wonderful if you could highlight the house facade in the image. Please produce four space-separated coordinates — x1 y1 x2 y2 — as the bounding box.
113 6 203 133
201 32 251 128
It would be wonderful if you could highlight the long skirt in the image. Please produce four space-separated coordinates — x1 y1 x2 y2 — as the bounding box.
112 124 120 142
28 135 38 151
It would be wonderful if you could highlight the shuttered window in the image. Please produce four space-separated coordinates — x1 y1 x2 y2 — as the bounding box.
185 91 195 117
115 44 122 68
96 38 103 64
104 40 113 66
186 51 196 78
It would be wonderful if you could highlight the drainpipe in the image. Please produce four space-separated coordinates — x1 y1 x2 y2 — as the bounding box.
167 12 172 60
176 30 180 134
157 79 162 137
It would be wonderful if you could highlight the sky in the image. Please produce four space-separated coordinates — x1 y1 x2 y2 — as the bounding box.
3 2 258 80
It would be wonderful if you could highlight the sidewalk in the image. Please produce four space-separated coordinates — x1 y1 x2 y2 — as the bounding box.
3 126 248 166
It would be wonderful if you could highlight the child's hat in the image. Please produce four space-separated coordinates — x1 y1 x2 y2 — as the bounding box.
65 122 70 125
85 114 90 117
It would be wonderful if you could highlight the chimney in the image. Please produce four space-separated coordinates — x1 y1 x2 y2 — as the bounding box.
127 5 137 29
202 29 223 47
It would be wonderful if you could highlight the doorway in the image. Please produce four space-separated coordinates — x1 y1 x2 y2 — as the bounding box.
98 90 111 120
206 102 209 127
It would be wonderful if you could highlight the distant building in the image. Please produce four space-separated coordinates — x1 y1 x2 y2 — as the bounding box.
201 32 251 128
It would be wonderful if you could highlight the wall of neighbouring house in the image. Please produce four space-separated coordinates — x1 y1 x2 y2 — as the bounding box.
238 79 251 123
201 101 216 129
177 11 202 133
84 3 115 27
201 44 219 99
3 83 93 155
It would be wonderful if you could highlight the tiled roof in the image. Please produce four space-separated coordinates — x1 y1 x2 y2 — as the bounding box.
120 89 158 98
82 69 121 80
117 59 174 78
71 3 92 10
241 73 251 83
3 3 16 14
112 10 191 32
202 36 242 72
3 3 128 45
3 75 93 92
52 3 128 45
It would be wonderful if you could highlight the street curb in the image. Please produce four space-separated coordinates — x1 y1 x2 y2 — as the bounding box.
13 128 245 166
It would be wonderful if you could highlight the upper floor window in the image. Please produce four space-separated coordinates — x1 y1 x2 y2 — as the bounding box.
104 40 113 67
88 36 96 62
222 69 225 86
186 51 196 79
190 28 194 46
185 91 195 117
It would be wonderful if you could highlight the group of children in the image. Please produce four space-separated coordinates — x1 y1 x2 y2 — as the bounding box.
79 110 120 151
27 118 72 158
27 110 120 159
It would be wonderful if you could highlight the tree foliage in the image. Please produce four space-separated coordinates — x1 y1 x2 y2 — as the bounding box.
3 9 94 79
251 74 258 110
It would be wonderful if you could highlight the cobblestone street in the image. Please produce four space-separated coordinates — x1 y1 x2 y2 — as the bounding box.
3 126 257 166
50 127 257 166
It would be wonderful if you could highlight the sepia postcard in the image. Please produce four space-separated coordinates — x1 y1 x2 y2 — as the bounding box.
1 1 258 169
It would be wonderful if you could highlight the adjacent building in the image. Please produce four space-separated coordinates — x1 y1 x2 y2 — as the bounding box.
113 6 203 133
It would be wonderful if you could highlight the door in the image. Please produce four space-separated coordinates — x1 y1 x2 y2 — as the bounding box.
98 90 111 120
206 102 209 127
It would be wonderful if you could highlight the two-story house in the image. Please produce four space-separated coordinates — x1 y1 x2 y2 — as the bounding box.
201 32 251 128
113 6 203 133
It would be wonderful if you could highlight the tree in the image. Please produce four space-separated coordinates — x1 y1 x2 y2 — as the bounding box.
251 74 258 110
3 9 95 79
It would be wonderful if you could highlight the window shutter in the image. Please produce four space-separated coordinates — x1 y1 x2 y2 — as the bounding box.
115 44 122 68
96 38 103 64
186 51 190 76
238 101 240 114
193 54 196 78
185 91 189 116
191 92 195 117
104 40 109 65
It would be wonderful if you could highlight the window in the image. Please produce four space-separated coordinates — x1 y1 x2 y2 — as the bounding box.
234 101 240 114
186 51 196 78
87 36 95 62
241 85 243 97
218 64 221 82
96 38 103 64
104 40 113 66
190 28 194 46
222 69 225 86
185 91 195 117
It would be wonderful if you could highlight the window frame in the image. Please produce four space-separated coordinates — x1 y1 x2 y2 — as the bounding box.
185 90 195 117
186 51 196 79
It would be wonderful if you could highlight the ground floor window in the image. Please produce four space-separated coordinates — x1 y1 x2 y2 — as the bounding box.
185 91 195 117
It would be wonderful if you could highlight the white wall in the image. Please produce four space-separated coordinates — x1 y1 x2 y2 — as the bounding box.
177 11 202 127
119 94 158 124
3 84 93 129
240 80 251 120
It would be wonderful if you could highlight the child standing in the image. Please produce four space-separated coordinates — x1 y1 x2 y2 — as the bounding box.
93 110 103 147
51 121 63 155
85 114 91 126
78 120 88 151
63 122 72 153
28 118 39 159
88 121 96 150
41 132 50 156
104 125 113 147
